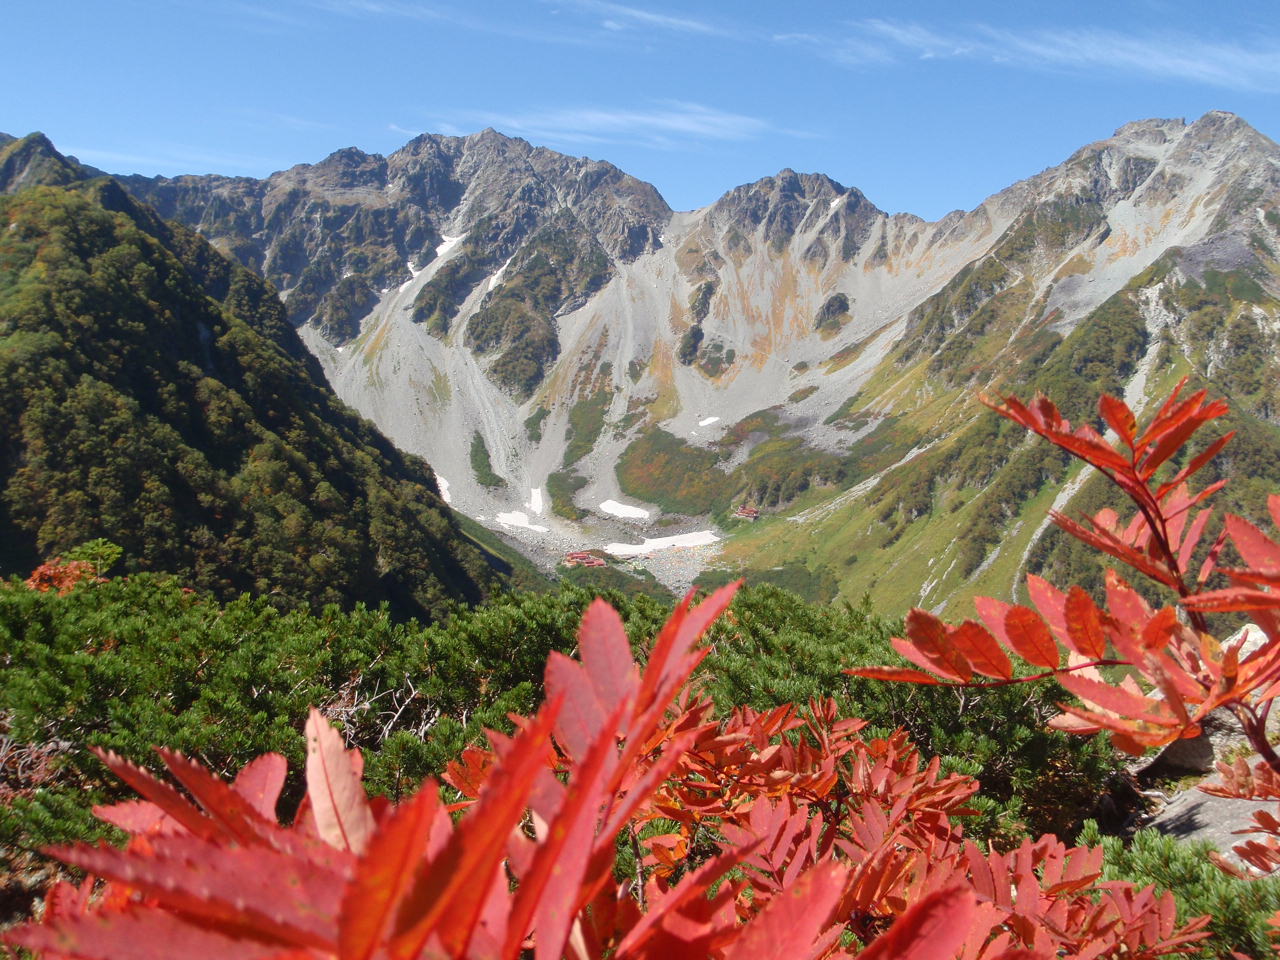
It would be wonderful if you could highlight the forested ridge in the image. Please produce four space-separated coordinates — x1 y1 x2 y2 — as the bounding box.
0 175 509 619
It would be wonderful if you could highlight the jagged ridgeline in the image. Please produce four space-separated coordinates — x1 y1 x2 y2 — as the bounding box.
0 138 514 618
60 112 1280 615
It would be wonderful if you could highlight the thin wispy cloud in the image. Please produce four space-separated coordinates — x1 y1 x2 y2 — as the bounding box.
554 0 727 37
294 0 595 45
425 102 795 150
796 20 1280 92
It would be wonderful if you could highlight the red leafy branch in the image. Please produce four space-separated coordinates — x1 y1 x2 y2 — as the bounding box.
853 378 1280 911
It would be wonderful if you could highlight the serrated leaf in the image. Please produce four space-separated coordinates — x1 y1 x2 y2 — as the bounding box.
1227 514 1280 574
338 784 441 960
305 708 375 855
49 836 341 949
1099 393 1136 446
1063 587 1107 660
1003 606 1059 670
390 701 560 959
948 619 1013 680
4 905 264 960
232 753 287 822
722 859 848 960
854 884 977 960
899 608 971 682
578 597 639 717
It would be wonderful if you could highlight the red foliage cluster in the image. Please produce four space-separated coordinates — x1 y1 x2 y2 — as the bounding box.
5 587 1210 959
24 559 100 595
851 377 1280 946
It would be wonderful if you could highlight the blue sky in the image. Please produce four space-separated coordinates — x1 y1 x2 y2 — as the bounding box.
6 1 1280 219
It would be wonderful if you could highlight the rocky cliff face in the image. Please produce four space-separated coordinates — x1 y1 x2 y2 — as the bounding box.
121 131 670 354
106 113 1280 610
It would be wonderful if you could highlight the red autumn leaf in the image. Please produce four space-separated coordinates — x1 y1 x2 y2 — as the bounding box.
389 702 559 959
91 748 220 841
1099 392 1136 446
897 608 972 682
4 906 265 960
1226 513 1280 574
1002 605 1060 670
1105 570 1152 628
948 620 1013 680
1054 672 1173 728
578 597 641 717
1155 430 1234 499
512 704 624 960
1063 587 1107 660
305 708 375 855
232 752 287 822
722 859 849 960
48 834 342 949
855 884 977 960
1025 575 1067 644
338 784 441 960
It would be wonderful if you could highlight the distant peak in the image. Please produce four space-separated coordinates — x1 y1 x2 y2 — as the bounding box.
319 145 377 166
1111 117 1186 142
738 168 849 200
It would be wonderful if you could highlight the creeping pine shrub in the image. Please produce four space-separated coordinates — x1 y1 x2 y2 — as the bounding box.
1079 821 1280 957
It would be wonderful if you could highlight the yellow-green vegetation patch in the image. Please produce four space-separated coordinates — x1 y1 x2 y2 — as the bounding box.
788 385 818 403
429 364 451 404
524 406 549 442
546 470 587 520
562 390 611 468
469 432 506 488
1054 253 1093 279
617 429 730 515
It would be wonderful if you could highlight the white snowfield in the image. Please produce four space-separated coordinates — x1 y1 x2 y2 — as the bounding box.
435 235 464 258
605 531 720 557
436 475 452 503
495 510 549 533
526 487 544 515
697 416 721 427
599 499 650 519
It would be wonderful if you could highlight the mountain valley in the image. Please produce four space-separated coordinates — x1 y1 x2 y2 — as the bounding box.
6 112 1280 615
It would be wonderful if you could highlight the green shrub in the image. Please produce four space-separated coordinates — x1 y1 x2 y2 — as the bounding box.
469 432 506 488
1080 821 1280 957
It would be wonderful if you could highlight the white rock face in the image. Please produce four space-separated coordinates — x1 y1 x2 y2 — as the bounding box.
289 112 1280 585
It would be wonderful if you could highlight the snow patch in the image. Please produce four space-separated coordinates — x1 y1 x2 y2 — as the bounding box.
697 416 720 427
435 234 464 258
488 255 514 292
829 197 843 210
437 476 452 504
605 531 719 557
527 488 544 515
600 499 650 520
495 511 549 533
398 258 427 291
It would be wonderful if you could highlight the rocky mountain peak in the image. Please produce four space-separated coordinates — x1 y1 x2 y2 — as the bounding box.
287 145 389 191
0 131 100 194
